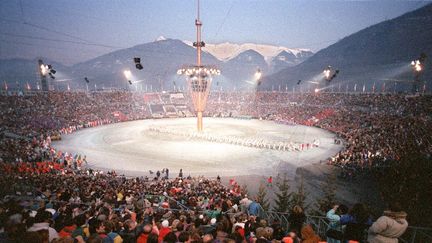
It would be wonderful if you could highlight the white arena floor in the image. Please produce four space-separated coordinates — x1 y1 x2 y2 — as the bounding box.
53 118 344 178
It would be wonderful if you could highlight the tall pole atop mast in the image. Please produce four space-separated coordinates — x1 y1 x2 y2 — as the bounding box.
195 0 203 131
196 0 202 66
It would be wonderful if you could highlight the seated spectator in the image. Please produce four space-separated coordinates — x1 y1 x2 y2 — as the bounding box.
367 202 408 243
27 210 59 242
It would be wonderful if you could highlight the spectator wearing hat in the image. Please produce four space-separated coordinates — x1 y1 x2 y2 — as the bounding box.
158 220 171 242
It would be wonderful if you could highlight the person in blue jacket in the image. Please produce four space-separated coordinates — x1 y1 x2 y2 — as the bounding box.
326 204 348 243
340 203 372 243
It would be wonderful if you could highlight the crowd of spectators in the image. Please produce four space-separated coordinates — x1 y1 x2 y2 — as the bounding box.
206 92 432 179
1 91 431 179
0 90 429 242
0 164 325 243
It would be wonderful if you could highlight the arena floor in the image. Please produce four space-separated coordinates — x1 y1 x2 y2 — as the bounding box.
53 118 344 178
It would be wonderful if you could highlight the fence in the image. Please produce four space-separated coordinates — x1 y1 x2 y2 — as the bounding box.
3 189 432 243
251 204 432 243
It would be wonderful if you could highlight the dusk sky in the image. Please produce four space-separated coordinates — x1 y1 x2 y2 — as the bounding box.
0 0 430 65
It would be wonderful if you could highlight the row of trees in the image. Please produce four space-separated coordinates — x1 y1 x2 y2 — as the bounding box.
245 152 432 228
247 172 337 215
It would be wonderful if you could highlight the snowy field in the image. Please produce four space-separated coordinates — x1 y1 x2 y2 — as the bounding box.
53 118 344 178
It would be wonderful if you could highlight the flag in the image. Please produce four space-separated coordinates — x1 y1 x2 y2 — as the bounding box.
362 83 366 93
372 82 376 93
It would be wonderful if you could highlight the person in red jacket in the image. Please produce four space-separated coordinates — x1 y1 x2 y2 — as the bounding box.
137 224 153 243
158 220 171 243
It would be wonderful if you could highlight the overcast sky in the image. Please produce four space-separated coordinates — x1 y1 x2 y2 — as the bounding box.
0 0 430 65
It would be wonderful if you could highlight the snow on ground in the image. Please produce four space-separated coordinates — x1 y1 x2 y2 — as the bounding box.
53 118 343 178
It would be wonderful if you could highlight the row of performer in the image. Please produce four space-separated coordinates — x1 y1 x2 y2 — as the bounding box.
147 127 320 152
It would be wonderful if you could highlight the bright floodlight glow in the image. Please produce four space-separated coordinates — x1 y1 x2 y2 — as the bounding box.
123 70 132 79
177 66 220 77
323 69 331 79
255 70 262 80
314 88 319 93
411 60 422 72
40 64 49 75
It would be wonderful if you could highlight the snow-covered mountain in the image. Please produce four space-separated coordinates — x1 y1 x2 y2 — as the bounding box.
1 38 313 89
183 40 313 64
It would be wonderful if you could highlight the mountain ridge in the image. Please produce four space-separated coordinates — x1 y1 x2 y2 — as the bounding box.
1 38 313 89
261 3 432 91
183 40 313 63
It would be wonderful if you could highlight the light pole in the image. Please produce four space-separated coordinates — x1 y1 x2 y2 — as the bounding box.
411 53 427 93
411 59 423 93
323 65 339 89
323 66 331 81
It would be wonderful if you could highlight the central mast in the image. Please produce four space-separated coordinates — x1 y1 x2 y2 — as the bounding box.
177 0 220 132
194 0 204 131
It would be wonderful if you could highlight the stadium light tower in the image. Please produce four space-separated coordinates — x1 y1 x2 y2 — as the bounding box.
38 59 56 91
411 53 426 93
177 0 220 131
323 66 331 81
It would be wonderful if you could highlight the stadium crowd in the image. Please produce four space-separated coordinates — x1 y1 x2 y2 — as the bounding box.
0 90 429 242
0 163 409 243
207 92 432 178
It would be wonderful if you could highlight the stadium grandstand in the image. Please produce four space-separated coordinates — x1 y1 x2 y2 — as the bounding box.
0 90 431 243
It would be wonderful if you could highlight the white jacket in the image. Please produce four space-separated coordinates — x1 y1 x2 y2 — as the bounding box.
367 211 408 243
27 222 59 242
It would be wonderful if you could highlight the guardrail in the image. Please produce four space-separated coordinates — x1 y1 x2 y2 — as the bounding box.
250 204 432 243
3 188 432 243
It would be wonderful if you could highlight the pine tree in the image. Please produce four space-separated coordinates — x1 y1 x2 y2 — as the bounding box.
290 172 309 210
273 174 292 213
313 172 337 215
256 182 270 211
